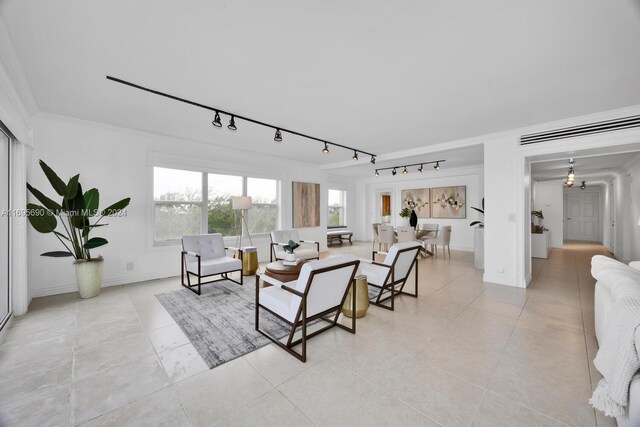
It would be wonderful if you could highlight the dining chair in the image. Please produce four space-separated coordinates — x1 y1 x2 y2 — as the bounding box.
377 224 397 253
396 226 416 244
371 222 381 251
418 223 439 254
422 225 452 258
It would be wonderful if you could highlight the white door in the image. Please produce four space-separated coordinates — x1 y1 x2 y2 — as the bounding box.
566 192 600 241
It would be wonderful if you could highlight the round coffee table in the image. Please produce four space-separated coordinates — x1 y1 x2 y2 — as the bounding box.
264 260 307 283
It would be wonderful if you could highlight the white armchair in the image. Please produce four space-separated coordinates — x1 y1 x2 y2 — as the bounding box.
181 233 243 295
360 242 421 311
255 255 360 362
270 229 320 262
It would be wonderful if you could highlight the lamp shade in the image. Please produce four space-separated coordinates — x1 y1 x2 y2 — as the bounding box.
638 215 640 226
232 196 252 210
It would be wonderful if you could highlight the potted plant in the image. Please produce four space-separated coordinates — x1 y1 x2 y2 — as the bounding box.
26 160 131 298
399 207 411 226
281 240 300 262
469 198 484 269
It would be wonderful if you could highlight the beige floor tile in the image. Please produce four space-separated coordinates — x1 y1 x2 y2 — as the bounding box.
71 354 169 425
0 387 70 427
244 342 325 387
488 358 595 427
177 357 273 427
148 324 190 353
158 342 209 383
378 356 485 427
136 304 177 330
342 390 441 426
215 389 312 427
79 387 190 427
471 392 568 426
277 359 376 427
75 316 147 351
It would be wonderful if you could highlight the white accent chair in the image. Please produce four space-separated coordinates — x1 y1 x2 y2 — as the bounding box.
422 225 452 258
361 242 422 310
270 229 320 262
255 255 360 362
181 234 243 295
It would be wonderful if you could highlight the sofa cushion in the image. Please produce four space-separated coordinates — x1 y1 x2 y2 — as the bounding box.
186 256 241 276
592 256 640 301
260 286 299 322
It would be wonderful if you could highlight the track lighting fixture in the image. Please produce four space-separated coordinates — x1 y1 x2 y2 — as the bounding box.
580 181 586 190
375 160 445 177
105 76 377 163
274 129 282 142
227 116 237 131
212 111 222 127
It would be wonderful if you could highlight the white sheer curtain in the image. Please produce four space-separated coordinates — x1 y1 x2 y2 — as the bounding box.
11 142 28 315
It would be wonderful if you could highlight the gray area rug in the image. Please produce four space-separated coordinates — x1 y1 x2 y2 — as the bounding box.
156 280 293 369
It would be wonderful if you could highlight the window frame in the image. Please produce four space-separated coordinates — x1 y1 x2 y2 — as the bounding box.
152 166 280 246
327 188 347 229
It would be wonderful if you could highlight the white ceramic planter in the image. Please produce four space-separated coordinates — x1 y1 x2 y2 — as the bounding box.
75 257 104 299
474 227 484 269
284 252 296 262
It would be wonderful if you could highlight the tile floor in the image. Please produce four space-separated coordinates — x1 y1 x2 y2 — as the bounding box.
0 241 615 426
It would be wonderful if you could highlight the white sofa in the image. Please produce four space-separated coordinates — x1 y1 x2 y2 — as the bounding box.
592 256 640 426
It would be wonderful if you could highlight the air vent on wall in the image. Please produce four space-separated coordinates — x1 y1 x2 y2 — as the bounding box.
520 115 640 145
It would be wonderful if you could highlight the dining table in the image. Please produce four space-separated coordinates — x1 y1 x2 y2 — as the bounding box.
395 226 439 257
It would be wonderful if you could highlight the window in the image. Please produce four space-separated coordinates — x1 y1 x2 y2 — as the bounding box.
153 167 279 244
207 174 242 236
247 178 278 234
328 189 346 227
153 168 203 242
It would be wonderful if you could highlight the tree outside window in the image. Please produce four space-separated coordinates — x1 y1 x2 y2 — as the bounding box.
328 189 346 227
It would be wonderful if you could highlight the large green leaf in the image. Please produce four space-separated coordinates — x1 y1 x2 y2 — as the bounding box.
26 203 57 233
26 183 62 213
41 251 73 257
84 237 108 249
39 160 67 197
84 188 99 216
101 197 131 216
68 183 86 229
82 223 107 238
66 174 80 199
53 231 70 241
470 206 484 215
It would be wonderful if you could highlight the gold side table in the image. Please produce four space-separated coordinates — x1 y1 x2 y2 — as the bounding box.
242 247 258 276
342 275 369 318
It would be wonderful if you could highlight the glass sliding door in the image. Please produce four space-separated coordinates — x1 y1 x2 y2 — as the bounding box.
0 126 10 330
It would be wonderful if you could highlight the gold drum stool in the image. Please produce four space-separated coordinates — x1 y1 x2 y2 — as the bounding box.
342 275 369 318
242 247 258 276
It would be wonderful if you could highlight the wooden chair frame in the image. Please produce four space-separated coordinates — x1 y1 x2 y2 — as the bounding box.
368 246 420 311
181 248 243 295
255 259 359 362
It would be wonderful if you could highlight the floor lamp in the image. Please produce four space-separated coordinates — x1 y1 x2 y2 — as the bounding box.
232 196 253 248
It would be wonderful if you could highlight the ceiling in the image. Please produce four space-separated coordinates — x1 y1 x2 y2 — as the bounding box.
2 0 640 165
531 149 640 184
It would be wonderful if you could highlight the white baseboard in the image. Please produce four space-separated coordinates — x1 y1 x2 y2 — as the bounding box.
482 273 525 288
29 268 179 298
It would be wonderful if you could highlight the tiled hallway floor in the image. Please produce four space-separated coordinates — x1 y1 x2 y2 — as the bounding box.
0 242 614 426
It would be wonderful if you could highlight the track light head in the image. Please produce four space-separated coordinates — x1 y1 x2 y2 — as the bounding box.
402 166 408 175
212 111 222 127
392 168 397 176
434 161 440 171
580 180 586 190
227 116 237 131
370 156 376 165
418 164 423 172
375 170 379 177
353 151 358 161
274 129 282 142
322 143 330 154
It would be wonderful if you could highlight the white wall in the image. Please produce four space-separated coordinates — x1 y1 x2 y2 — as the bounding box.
27 114 330 298
626 157 640 261
533 180 563 248
354 166 483 252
